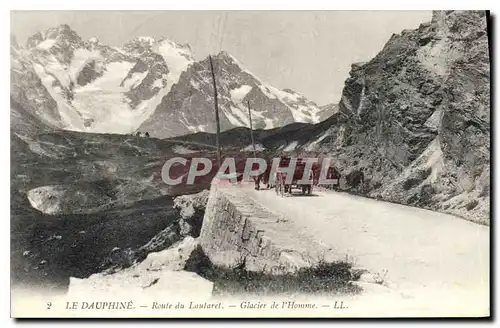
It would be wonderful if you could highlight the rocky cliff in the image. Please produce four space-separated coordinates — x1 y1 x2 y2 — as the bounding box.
241 10 490 224
342 10 490 224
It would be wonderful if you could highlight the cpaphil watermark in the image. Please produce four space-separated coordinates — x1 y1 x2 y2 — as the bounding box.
161 156 339 186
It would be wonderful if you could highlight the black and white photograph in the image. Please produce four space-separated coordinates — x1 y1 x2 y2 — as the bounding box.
9 9 491 318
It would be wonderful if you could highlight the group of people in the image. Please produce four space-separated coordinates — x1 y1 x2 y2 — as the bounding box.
136 131 150 138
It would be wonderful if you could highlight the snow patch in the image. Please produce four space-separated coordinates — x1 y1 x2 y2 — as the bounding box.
230 85 252 103
43 54 72 87
223 106 246 127
304 129 333 151
152 76 167 89
121 71 148 90
136 36 155 45
36 39 57 50
424 109 443 130
357 83 367 116
263 118 275 129
156 39 194 87
229 105 250 126
283 141 299 152
190 79 201 90
424 138 444 183
77 61 135 92
69 59 158 134
32 63 84 130
69 48 103 83
240 144 266 152
88 36 100 44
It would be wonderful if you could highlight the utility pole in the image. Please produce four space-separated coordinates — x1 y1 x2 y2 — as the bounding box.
209 55 221 167
247 100 256 158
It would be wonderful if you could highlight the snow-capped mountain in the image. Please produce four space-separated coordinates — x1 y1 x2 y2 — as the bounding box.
11 24 328 137
138 51 325 138
13 25 195 134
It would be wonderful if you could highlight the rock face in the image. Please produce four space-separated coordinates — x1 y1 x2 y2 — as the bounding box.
199 183 338 274
137 236 200 272
239 11 490 224
174 190 210 237
368 11 489 224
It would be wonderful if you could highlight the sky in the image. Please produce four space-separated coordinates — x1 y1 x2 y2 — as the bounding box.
11 10 432 105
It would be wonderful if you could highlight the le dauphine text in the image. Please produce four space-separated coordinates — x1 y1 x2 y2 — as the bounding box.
62 300 348 311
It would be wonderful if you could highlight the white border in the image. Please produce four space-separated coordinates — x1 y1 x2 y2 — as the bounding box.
4 1 497 10
2 1 498 327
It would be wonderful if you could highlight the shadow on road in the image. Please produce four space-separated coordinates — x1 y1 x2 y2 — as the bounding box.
253 188 322 197
285 192 321 197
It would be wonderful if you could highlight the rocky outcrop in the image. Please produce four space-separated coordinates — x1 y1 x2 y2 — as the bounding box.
373 11 489 224
76 60 105 87
137 236 200 272
124 53 169 108
67 236 213 300
97 190 211 273
199 183 339 274
281 11 490 224
174 190 210 237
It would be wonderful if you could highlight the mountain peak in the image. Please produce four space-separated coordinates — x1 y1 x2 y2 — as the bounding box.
46 24 81 41
211 50 242 68
57 23 72 31
132 36 156 45
26 24 82 48
182 42 192 52
88 36 100 44
215 50 233 60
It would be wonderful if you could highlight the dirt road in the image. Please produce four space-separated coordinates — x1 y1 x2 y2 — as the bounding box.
239 183 490 316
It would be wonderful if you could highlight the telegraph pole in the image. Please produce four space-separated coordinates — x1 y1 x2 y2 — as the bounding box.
209 55 221 167
247 100 256 158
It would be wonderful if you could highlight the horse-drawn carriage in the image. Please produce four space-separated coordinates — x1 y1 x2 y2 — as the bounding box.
255 156 341 196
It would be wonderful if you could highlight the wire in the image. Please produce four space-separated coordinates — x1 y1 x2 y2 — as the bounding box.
218 12 228 52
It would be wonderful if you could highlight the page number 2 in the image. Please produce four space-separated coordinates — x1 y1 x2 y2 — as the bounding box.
46 302 52 310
